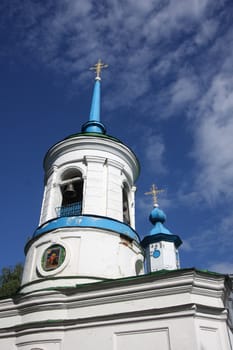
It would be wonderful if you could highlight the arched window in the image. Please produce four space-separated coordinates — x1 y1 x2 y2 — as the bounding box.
57 168 83 217
135 259 144 275
122 183 130 225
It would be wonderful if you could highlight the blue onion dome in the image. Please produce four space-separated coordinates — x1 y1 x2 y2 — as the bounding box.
149 206 166 224
149 205 171 236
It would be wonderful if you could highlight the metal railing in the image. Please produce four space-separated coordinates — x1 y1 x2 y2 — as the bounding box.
56 202 82 217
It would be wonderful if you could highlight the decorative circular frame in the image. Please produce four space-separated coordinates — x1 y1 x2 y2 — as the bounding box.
153 249 161 258
37 241 70 277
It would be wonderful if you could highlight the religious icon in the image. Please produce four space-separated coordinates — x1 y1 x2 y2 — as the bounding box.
42 245 66 271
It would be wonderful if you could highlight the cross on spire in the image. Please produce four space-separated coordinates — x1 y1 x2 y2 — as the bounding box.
145 184 165 207
90 59 108 80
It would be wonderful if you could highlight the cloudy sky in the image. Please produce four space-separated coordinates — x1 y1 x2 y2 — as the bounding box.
1 0 233 274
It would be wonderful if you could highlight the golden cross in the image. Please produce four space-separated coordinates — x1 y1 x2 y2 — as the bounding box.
90 59 108 79
145 184 165 207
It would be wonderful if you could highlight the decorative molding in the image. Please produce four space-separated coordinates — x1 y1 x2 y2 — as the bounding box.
43 136 140 182
84 155 107 164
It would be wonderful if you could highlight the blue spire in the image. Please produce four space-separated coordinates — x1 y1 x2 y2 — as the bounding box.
82 60 108 134
89 80 101 122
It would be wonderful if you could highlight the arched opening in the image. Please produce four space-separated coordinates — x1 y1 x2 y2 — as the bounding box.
57 168 83 217
122 183 130 225
135 259 144 275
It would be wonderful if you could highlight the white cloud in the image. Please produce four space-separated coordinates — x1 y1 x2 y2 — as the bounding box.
194 19 219 46
170 75 199 106
143 0 210 42
193 74 233 203
168 0 210 19
144 133 167 175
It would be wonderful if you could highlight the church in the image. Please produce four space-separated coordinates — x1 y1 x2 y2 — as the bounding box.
0 60 232 350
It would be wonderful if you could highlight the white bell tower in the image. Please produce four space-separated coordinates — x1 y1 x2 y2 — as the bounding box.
21 60 144 294
141 184 182 272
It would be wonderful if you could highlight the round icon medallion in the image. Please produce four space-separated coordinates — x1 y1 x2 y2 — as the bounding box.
41 244 66 271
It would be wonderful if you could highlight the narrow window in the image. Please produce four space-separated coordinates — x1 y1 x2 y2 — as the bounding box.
135 259 144 275
122 183 130 225
57 169 83 217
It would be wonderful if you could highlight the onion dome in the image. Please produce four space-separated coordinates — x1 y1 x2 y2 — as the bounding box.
149 206 171 235
142 184 182 248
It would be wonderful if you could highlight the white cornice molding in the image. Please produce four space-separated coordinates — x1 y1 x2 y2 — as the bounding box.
44 136 139 181
0 270 230 338
0 303 228 338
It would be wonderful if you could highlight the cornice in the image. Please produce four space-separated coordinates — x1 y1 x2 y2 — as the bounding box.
0 303 228 338
1 269 228 316
43 136 140 181
0 269 229 338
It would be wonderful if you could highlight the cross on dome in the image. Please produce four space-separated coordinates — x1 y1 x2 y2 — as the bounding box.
89 59 108 80
145 184 165 207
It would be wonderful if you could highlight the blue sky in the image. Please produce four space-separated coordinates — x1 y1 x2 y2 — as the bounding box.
1 0 233 274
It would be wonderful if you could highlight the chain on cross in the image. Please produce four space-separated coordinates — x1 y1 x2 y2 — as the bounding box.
145 184 165 207
90 59 108 80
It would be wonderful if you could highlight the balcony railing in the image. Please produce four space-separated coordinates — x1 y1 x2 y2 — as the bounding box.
56 202 82 217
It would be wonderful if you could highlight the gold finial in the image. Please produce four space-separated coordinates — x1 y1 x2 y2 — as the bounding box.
145 184 165 207
90 59 108 80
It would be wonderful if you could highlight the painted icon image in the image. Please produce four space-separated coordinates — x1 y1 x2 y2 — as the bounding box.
42 244 66 271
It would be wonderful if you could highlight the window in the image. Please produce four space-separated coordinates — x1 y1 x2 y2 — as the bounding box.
135 259 144 275
57 168 83 217
122 183 130 225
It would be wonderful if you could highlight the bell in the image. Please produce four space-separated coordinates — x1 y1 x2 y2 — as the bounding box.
63 183 76 199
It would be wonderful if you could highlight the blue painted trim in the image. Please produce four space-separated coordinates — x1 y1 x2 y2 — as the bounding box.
141 233 182 248
81 121 106 134
32 215 140 243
